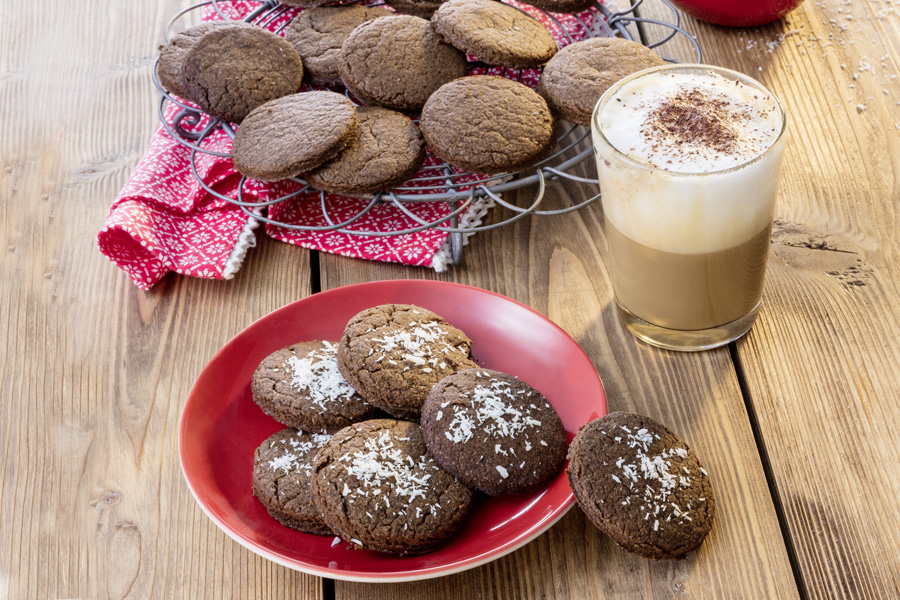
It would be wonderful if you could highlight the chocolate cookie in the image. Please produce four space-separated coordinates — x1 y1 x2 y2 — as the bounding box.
567 412 716 560
339 15 468 111
336 304 477 421
420 76 555 174
384 0 446 18
181 26 304 123
252 428 334 535
280 0 343 8
284 5 393 88
250 341 381 433
537 37 665 126
421 369 567 495
156 20 253 99
432 0 557 69
517 0 597 14
311 419 474 554
232 92 359 182
305 107 425 195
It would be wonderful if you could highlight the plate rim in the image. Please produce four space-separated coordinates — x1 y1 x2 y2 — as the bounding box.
178 280 606 582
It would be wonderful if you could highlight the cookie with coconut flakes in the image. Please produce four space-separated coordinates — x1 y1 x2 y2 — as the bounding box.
566 412 716 560
336 304 478 421
251 341 382 433
310 419 474 554
252 428 334 535
421 369 567 495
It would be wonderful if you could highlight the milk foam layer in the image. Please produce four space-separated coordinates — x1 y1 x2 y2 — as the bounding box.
592 66 786 254
598 70 782 173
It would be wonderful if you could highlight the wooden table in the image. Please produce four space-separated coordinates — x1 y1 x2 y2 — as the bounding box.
3 0 899 597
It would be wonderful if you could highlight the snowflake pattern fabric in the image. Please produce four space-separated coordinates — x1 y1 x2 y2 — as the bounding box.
97 0 606 290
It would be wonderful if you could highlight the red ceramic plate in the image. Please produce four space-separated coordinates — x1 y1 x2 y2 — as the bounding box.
179 280 606 582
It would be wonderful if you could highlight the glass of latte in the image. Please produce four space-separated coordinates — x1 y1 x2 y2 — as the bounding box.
591 64 787 351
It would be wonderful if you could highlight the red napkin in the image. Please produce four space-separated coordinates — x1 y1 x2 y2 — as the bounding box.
97 0 605 290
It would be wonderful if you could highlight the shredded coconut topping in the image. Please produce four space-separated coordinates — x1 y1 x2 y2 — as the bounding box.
606 427 705 533
287 342 358 412
371 320 462 365
445 378 542 445
268 433 332 476
339 428 437 506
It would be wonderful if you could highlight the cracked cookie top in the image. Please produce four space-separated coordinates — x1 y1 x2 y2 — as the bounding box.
336 304 477 422
156 20 254 99
252 428 335 535
181 25 304 123
420 75 555 174
311 419 474 554
432 0 558 69
567 412 716 560
251 340 381 433
284 5 393 88
231 91 359 182
305 106 426 196
339 15 468 111
537 37 665 126
421 369 567 495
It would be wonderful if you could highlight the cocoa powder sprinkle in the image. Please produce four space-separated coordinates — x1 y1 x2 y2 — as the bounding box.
641 88 750 157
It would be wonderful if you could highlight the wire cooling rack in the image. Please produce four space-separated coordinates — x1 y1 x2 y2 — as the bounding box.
153 0 701 264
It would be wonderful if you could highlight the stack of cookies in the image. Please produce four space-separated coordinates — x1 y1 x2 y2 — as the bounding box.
248 303 716 559
248 303 569 555
156 1 665 194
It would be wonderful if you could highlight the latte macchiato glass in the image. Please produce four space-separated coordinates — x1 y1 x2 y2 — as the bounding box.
591 64 787 351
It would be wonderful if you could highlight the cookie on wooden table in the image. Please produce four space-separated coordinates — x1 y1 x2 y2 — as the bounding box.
232 92 359 182
339 15 468 111
431 0 558 69
252 428 334 535
181 26 304 123
284 5 393 88
305 107 426 195
336 304 477 421
311 419 474 554
156 20 253 99
537 37 665 126
420 76 555 174
566 412 716 560
384 0 447 18
250 340 380 433
421 369 567 495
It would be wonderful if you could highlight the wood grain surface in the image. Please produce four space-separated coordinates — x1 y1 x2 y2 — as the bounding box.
2 0 898 597
0 2 321 598
322 173 798 598
637 0 900 597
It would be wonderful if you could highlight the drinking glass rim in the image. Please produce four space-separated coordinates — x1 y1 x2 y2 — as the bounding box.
590 63 788 177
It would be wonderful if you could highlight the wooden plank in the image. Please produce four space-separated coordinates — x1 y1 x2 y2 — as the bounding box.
0 1 322 598
637 0 900 597
322 161 797 596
